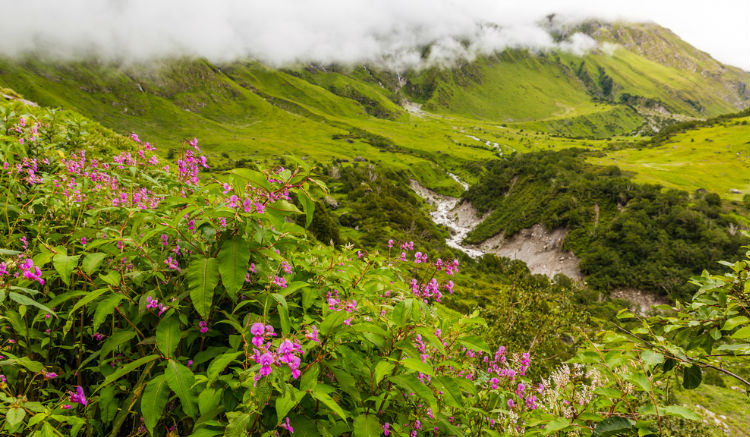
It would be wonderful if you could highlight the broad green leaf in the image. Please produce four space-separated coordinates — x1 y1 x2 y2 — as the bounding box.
187 257 220 320
312 385 347 419
142 374 171 434
278 302 290 335
300 363 320 392
457 335 491 354
99 270 121 286
682 365 702 389
640 350 664 370
156 315 181 358
546 417 571 432
199 387 223 417
402 357 434 377
100 354 160 387
98 385 118 425
93 295 124 332
82 252 107 276
593 417 632 437
722 316 749 331
297 191 315 228
7 407 26 427
207 351 242 383
625 372 651 393
165 359 198 418
662 405 700 421
53 254 80 286
353 414 380 437
275 390 302 424
390 374 437 411
434 375 464 408
224 412 253 437
0 356 44 373
8 292 55 315
374 361 394 386
217 237 250 300
100 329 136 357
731 326 750 339
68 287 108 314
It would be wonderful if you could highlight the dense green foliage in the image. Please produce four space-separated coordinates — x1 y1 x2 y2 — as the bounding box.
464 150 747 298
2 98 735 437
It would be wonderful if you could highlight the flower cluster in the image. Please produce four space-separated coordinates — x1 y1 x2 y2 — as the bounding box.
249 323 304 383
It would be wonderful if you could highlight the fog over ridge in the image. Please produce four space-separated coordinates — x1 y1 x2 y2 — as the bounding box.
0 0 613 70
1 0 748 71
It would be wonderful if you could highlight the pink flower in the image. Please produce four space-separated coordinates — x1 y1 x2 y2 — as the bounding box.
305 326 320 343
68 386 87 406
280 417 294 434
383 423 390 436
255 202 265 214
199 321 208 334
44 372 58 379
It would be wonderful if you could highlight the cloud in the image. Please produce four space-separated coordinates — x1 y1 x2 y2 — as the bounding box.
0 0 746 70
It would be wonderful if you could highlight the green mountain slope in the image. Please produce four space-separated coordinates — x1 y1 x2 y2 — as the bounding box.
0 20 747 171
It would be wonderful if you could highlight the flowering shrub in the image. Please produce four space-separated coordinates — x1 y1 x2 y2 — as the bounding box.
0 102 711 437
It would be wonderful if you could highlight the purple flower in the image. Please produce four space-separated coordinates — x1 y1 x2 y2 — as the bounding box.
280 417 294 434
199 320 208 334
383 422 390 436
44 372 57 379
68 386 87 406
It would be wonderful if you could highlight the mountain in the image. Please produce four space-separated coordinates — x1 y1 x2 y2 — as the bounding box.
0 20 747 188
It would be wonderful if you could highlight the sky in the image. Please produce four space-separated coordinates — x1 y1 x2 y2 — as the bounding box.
0 0 747 70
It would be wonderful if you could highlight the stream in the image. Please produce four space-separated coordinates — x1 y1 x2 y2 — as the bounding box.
409 174 485 258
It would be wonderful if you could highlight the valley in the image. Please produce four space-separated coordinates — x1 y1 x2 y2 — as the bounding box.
0 12 749 437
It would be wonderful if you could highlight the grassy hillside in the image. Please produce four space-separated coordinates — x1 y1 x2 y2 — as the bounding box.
591 115 750 200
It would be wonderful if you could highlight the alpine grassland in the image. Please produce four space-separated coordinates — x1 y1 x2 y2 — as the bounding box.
0 13 749 437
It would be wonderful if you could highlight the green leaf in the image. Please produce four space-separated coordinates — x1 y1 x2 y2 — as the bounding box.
275 390 302 424
434 375 464 408
625 372 651 393
402 357 434 377
199 387 222 417
641 350 664 370
662 405 700 421
353 414 380 437
297 191 315 228
156 315 181 358
546 417 571 432
8 292 55 315
100 354 160 388
100 329 136 357
186 257 220 320
300 363 319 392
278 302 290 335
224 412 253 437
99 270 121 286
682 365 702 389
217 237 250 300
7 407 26 427
207 351 242 383
52 254 80 286
312 385 347 419
390 375 437 411
593 417 633 437
82 252 107 276
93 295 124 332
457 335 491 354
98 386 118 425
165 359 197 418
731 326 750 339
69 287 108 314
142 374 171 435
374 361 394 386
722 316 749 331
0 356 44 372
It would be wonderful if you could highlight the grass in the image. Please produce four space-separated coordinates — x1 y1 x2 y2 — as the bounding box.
590 117 750 200
675 382 750 437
